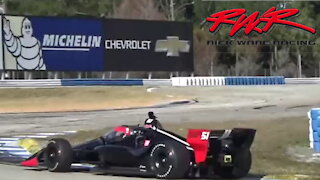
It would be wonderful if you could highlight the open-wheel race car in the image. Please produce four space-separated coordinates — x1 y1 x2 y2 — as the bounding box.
21 125 256 179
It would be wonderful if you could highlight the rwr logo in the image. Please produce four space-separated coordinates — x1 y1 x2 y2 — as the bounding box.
206 7 316 37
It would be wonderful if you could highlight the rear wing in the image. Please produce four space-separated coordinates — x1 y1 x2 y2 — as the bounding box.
210 128 256 148
186 128 256 163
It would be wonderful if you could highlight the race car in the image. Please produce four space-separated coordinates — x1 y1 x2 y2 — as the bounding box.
21 125 256 179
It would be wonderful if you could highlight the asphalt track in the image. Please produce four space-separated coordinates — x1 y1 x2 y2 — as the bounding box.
0 85 320 180
0 163 144 180
0 163 268 180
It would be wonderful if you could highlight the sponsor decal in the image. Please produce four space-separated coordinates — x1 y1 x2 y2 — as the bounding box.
205 7 317 47
43 34 102 51
1 15 104 71
207 40 316 46
200 131 210 140
105 39 151 50
3 17 46 70
206 7 316 37
144 140 151 147
103 19 193 71
155 36 190 57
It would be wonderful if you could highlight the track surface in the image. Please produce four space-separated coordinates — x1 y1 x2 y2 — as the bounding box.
0 85 320 179
0 164 142 180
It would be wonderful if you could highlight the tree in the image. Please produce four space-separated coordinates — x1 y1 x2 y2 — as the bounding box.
5 0 115 17
113 0 166 20
193 28 219 76
156 0 194 21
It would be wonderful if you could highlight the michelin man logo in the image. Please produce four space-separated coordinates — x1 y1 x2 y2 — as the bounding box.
3 17 46 70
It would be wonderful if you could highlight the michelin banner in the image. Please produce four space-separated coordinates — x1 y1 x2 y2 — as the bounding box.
0 15 193 71
1 15 104 71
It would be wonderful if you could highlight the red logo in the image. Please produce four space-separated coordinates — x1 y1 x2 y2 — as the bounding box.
206 7 316 36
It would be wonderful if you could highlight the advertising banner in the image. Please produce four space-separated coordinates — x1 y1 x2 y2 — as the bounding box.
1 15 104 71
0 16 193 72
198 2 318 77
104 19 193 71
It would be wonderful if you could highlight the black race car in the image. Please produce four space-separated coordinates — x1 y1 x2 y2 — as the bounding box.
21 125 256 179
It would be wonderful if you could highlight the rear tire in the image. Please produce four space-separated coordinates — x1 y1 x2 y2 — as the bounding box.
215 148 251 178
45 138 73 172
149 141 192 179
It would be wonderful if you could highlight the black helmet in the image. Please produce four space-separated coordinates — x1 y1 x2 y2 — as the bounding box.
148 111 156 119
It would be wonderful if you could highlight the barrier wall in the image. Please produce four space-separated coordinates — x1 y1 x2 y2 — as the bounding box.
0 79 62 87
61 79 143 86
0 79 144 87
225 76 285 85
172 77 225 86
286 78 320 84
0 76 286 87
309 108 320 153
0 79 170 87
172 76 285 86
142 79 172 86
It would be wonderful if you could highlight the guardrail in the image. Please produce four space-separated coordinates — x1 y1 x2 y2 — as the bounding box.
0 79 171 87
4 76 320 87
142 79 172 86
172 76 285 86
0 80 62 87
285 78 320 84
61 79 143 86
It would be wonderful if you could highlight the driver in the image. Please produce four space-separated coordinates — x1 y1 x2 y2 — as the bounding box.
144 111 163 129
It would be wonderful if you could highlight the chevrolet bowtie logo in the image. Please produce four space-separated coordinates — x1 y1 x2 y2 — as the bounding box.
155 36 190 57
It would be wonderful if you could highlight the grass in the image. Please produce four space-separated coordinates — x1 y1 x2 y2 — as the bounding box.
62 117 320 177
0 87 188 113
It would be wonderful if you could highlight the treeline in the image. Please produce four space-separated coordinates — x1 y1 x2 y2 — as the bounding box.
4 0 320 77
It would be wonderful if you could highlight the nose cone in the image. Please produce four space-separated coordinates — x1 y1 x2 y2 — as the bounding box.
21 157 39 167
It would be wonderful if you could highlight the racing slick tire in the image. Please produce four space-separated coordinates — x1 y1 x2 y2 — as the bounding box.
44 138 73 172
215 148 252 179
149 141 191 179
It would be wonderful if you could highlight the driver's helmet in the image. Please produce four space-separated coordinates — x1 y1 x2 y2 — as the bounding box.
104 126 132 141
114 126 131 137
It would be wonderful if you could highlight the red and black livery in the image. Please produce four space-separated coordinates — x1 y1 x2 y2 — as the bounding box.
22 125 255 179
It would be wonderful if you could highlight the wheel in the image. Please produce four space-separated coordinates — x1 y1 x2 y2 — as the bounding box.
149 141 192 179
215 148 252 178
44 138 73 172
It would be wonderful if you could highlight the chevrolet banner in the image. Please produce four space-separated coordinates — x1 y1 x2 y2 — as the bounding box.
104 19 193 71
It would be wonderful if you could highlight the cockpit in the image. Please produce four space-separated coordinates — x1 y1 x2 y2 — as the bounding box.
103 126 132 142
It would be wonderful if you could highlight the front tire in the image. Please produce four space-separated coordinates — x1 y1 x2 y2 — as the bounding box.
45 138 73 172
149 141 192 179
